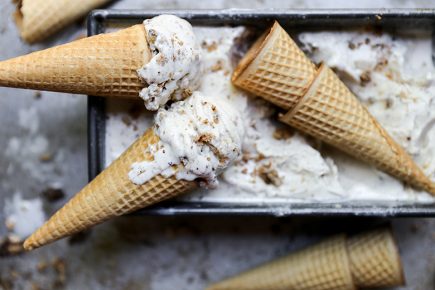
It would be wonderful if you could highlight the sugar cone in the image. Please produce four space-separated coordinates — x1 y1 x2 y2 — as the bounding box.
347 228 405 288
13 0 111 43
207 235 356 290
23 128 196 250
0 24 149 98
280 64 435 195
232 21 317 111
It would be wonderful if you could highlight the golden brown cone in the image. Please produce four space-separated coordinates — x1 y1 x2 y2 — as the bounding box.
207 235 356 290
347 228 405 288
13 0 111 43
232 21 317 111
24 128 196 250
0 24 150 98
280 64 435 195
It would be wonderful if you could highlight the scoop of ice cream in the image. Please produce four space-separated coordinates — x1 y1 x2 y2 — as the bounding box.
129 91 244 188
137 15 202 111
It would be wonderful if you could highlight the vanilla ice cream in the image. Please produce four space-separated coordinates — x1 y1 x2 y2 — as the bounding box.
128 91 244 188
106 24 435 204
138 15 202 110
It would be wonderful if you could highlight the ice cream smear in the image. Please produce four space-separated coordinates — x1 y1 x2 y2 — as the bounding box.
128 91 244 188
4 193 45 239
138 15 202 111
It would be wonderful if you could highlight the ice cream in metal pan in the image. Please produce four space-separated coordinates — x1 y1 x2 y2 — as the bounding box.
233 21 435 196
105 24 435 204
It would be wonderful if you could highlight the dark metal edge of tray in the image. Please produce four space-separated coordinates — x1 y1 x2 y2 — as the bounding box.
87 9 435 217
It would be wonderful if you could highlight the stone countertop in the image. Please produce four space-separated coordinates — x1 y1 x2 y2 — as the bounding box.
0 1 434 289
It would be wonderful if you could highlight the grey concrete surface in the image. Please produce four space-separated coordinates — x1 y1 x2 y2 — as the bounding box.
0 1 434 290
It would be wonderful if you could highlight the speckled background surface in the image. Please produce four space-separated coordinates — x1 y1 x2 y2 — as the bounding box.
0 1 434 289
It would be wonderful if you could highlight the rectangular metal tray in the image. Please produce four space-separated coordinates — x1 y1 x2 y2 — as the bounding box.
88 9 435 217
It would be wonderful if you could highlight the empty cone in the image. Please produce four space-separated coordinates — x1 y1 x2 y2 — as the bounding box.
24 128 196 250
207 235 356 290
347 228 405 288
232 21 317 111
14 0 111 43
0 24 150 98
280 64 435 195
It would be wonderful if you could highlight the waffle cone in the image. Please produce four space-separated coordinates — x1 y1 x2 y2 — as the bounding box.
280 64 435 195
0 24 149 98
347 228 405 288
232 21 317 111
207 235 355 290
23 128 196 250
13 0 111 43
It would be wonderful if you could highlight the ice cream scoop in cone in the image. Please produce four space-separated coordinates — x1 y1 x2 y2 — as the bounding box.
14 0 111 43
207 235 356 290
347 228 405 288
232 21 317 111
280 64 435 195
24 128 196 250
0 24 150 98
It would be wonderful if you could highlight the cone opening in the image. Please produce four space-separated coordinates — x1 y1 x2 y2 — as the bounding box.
232 21 281 83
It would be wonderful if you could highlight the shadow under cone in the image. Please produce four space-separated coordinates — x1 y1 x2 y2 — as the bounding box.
24 129 196 250
0 24 149 98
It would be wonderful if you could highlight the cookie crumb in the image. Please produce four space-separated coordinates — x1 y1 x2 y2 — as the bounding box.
273 127 293 140
258 165 282 186
39 152 52 162
41 188 65 202
210 60 223 72
359 71 371 86
201 41 218 52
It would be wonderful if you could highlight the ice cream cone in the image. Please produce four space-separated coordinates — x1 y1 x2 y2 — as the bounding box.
23 128 196 250
207 235 356 290
13 0 111 43
279 64 435 195
232 21 317 111
0 24 150 98
347 228 405 288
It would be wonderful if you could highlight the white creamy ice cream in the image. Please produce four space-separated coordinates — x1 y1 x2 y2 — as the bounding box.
299 30 435 202
138 15 202 111
4 192 45 239
106 25 435 204
128 91 244 188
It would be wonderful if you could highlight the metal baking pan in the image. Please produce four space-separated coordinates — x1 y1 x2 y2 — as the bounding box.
87 9 435 217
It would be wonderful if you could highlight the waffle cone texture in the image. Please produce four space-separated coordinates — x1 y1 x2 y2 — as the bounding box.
24 128 196 250
208 235 356 290
0 24 150 98
233 21 435 195
14 0 111 43
232 21 317 111
347 228 405 288
207 228 404 290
